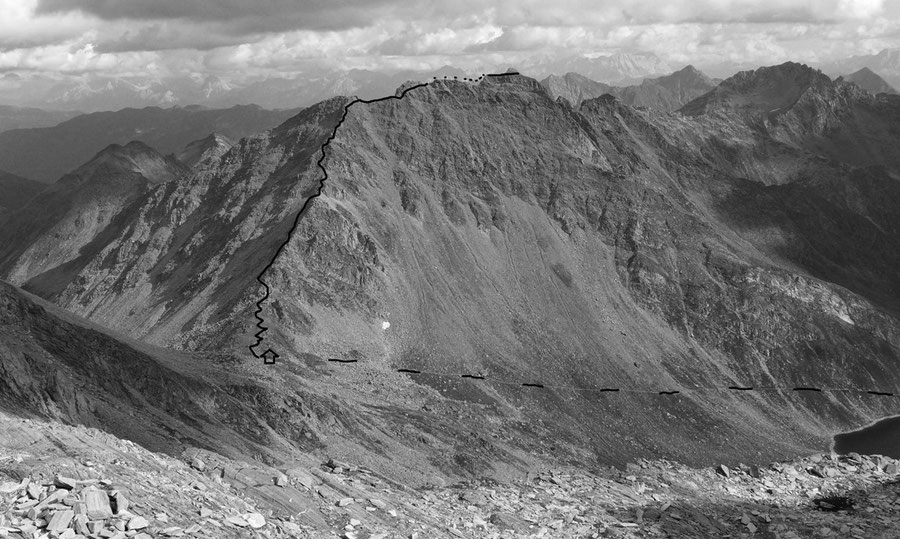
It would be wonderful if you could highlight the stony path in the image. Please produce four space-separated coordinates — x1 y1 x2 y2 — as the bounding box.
2 414 900 538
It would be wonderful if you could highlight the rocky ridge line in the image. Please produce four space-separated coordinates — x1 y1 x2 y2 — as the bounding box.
248 72 518 361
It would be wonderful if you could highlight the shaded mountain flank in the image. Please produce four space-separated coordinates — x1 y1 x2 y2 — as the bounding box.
0 141 190 286
0 104 301 182
0 170 43 220
840 67 899 95
3 63 900 481
541 65 718 109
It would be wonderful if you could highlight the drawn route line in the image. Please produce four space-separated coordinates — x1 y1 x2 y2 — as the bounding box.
246 70 900 401
249 71 520 363
323 359 899 397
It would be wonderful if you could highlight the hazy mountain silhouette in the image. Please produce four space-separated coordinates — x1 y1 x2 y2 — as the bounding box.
841 67 898 95
0 105 80 132
0 104 299 182
541 65 718 110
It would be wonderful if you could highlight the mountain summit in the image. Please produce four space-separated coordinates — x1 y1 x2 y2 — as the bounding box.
841 67 899 95
176 132 234 170
0 141 188 285
680 62 837 116
61 140 186 187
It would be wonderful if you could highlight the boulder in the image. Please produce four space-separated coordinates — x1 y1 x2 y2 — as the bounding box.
127 516 149 530
245 513 265 529
82 488 113 519
55 475 78 490
46 509 74 533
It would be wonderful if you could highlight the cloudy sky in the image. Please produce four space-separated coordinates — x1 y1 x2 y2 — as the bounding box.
1 0 899 81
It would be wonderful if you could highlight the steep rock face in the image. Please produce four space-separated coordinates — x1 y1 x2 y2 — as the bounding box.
0 141 189 285
15 100 347 350
5 68 900 469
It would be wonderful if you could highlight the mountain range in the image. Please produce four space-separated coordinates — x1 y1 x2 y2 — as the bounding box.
822 48 900 91
541 65 719 110
2 61 900 489
0 104 300 182
0 68 469 113
0 104 80 133
3 48 900 113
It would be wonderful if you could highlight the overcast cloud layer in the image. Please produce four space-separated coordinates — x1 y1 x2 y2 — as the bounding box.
2 0 900 81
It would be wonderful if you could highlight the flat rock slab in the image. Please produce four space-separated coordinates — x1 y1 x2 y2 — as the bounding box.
82 488 114 519
47 509 74 532
251 485 328 528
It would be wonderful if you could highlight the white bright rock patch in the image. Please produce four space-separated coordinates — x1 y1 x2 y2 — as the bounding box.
382 321 391 330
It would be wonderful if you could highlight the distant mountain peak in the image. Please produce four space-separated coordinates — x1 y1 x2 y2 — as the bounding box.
176 132 234 170
680 61 836 116
674 65 708 78
651 65 714 88
64 140 186 186
540 65 716 110
841 67 898 95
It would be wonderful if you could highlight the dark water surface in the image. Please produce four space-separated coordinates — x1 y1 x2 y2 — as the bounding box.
833 416 900 458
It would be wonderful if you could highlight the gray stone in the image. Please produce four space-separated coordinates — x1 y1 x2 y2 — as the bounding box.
285 468 318 489
245 513 265 529
226 516 248 527
74 513 90 535
46 510 74 533
55 475 78 490
82 488 113 520
127 516 149 530
112 492 129 515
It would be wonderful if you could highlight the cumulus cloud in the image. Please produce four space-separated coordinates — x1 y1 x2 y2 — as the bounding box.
0 0 895 84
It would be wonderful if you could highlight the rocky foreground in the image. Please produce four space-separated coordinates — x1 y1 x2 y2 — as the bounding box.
1 413 899 539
